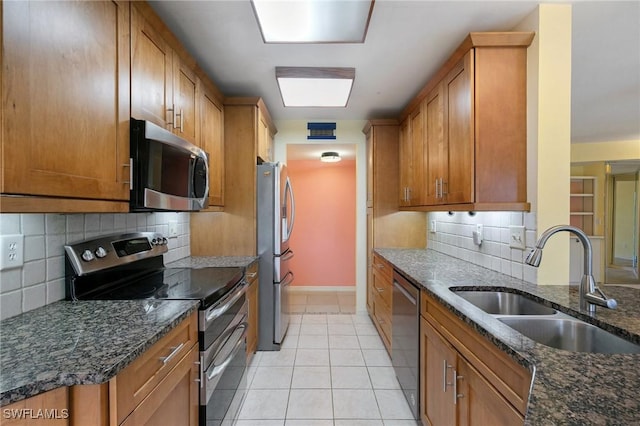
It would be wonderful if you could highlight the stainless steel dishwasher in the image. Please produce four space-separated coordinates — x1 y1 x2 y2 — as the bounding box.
392 270 420 420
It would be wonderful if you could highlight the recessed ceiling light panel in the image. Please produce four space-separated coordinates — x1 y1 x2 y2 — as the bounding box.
251 0 374 43
276 67 355 108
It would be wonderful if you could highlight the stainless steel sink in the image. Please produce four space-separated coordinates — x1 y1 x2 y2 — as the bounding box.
498 316 640 354
453 290 557 315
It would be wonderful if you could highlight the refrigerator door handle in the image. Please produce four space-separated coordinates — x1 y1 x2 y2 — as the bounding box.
280 270 295 287
283 176 295 242
280 249 295 262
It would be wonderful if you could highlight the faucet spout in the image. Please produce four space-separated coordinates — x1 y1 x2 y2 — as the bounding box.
525 225 616 315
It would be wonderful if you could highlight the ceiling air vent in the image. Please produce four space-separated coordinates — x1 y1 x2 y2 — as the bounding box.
307 122 336 140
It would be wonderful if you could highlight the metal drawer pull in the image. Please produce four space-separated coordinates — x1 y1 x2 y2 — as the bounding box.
246 272 257 279
160 342 185 365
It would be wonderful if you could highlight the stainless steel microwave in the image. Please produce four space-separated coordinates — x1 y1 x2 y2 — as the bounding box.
130 118 209 212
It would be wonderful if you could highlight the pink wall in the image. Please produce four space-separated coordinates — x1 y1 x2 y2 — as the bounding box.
287 159 356 287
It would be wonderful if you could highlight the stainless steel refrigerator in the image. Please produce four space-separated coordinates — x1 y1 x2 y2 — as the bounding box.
257 162 295 350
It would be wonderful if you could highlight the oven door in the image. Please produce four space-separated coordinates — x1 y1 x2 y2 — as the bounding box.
200 300 248 426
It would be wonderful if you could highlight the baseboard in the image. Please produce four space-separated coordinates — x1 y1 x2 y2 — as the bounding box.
289 286 356 292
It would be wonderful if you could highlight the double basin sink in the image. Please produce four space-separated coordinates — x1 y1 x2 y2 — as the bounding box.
452 290 640 354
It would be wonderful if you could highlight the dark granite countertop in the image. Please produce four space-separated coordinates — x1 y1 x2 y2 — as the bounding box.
0 299 199 406
375 248 640 425
166 255 258 269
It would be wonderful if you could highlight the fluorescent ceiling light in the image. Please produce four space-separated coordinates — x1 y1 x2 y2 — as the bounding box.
276 67 355 107
251 0 374 43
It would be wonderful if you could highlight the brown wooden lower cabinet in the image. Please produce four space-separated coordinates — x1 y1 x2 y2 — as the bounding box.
246 262 259 359
370 253 393 352
68 312 199 426
420 291 530 426
1 387 69 426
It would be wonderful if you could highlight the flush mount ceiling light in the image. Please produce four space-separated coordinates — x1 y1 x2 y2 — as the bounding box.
251 0 374 43
276 67 355 107
320 151 341 162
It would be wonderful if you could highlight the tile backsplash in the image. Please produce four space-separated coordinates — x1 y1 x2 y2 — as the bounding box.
427 211 538 284
0 212 190 320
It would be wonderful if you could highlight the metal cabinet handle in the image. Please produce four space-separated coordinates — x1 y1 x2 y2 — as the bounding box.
443 360 448 392
160 342 185 365
177 108 184 132
246 272 257 279
453 369 464 404
441 179 448 196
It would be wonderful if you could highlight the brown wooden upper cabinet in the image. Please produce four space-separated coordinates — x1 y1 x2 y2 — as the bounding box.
1 0 131 212
199 83 225 208
399 32 535 212
131 4 199 145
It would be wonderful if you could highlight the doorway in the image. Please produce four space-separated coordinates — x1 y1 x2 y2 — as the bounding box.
285 143 358 313
606 166 640 285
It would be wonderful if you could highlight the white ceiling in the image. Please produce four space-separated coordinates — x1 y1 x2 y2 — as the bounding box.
149 0 640 146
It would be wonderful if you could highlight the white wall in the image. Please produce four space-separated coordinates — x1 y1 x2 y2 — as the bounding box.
427 211 538 283
0 212 190 319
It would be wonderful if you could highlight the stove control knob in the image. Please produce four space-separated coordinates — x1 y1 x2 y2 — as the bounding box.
81 249 95 262
95 246 107 258
151 238 158 246
162 237 168 245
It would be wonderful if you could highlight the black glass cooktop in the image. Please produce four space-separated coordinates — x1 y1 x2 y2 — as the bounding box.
67 264 244 309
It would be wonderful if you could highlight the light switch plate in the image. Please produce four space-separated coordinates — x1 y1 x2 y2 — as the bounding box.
0 234 24 270
509 225 526 250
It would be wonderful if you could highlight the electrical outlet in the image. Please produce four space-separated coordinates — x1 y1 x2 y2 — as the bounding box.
430 220 437 233
509 225 526 250
168 220 179 238
0 234 24 271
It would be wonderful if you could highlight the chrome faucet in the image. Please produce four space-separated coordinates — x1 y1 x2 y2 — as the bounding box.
525 225 617 315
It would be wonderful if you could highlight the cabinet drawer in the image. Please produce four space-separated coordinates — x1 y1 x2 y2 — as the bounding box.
372 253 393 282
421 291 531 415
111 312 198 425
373 294 392 351
120 345 199 426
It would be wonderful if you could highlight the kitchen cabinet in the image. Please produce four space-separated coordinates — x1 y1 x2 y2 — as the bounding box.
399 107 426 206
1 387 69 425
364 121 426 349
199 82 225 208
371 253 393 352
68 311 199 426
420 291 530 426
1 0 131 213
191 98 276 256
131 3 199 145
246 261 259 359
399 32 534 212
257 108 275 163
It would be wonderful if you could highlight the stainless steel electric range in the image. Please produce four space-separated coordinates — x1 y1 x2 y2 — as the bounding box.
64 232 248 426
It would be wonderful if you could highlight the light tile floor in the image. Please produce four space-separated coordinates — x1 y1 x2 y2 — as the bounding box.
239 313 420 426
290 290 356 314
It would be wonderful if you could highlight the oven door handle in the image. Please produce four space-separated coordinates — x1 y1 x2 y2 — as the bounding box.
204 280 249 325
206 322 248 381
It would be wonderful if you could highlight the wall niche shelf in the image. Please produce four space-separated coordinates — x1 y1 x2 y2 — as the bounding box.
570 176 596 236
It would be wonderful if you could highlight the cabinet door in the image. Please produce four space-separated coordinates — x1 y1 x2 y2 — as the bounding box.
398 118 412 206
131 4 173 129
424 82 446 205
200 85 225 207
173 55 199 144
421 318 457 426
257 110 272 162
366 212 374 315
2 1 130 201
408 106 425 205
247 263 259 357
443 51 474 204
457 357 524 426
366 129 374 208
120 346 199 426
